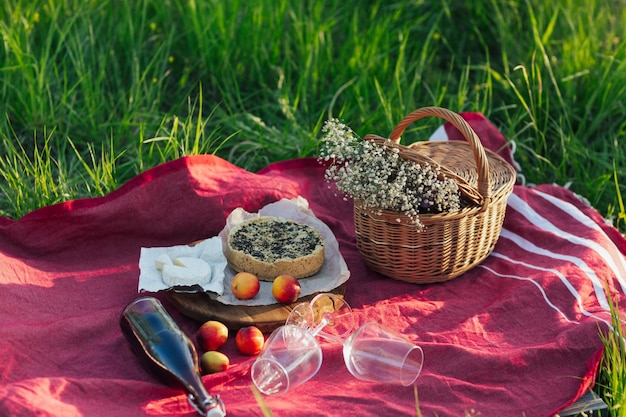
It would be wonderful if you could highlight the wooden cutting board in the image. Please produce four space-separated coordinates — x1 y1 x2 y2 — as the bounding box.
166 283 346 333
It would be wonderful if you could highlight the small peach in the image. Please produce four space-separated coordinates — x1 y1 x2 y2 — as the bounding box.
200 351 229 374
197 320 229 351
231 272 260 300
235 326 265 356
272 275 301 304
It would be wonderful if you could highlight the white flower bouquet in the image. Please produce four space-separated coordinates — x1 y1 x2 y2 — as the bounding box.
319 118 462 229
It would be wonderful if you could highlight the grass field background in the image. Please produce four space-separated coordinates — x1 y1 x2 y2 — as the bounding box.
1 0 625 413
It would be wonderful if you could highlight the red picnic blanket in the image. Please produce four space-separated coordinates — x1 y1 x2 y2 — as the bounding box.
0 114 624 417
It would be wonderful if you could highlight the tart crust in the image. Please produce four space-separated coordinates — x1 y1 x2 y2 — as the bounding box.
224 216 325 281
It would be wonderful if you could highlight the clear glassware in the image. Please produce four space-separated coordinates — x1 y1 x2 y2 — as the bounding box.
285 292 356 343
342 321 424 386
251 324 323 396
253 293 425 395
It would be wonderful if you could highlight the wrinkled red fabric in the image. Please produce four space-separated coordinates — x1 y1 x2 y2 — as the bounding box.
0 115 624 417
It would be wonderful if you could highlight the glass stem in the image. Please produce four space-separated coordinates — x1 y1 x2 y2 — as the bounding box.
309 317 345 344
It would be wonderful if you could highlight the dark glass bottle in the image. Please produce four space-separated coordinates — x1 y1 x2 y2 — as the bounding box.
120 296 226 416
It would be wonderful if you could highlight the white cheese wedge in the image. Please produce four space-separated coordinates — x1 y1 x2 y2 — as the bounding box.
161 256 212 287
155 253 174 271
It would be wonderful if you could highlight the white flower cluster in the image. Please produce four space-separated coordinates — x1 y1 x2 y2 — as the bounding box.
319 119 461 227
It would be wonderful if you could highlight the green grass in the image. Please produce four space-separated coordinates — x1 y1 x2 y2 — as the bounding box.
1 0 626 413
597 293 626 416
1 0 624 221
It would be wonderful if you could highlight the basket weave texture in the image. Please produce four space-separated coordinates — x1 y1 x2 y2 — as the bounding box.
354 107 516 284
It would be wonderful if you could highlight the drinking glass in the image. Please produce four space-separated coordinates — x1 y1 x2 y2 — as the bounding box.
342 321 424 386
256 294 425 395
285 292 355 343
251 324 323 396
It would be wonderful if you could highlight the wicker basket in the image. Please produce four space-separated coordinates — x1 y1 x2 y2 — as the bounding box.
354 107 516 284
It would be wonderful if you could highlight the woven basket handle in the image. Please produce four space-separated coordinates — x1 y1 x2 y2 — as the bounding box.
389 106 491 201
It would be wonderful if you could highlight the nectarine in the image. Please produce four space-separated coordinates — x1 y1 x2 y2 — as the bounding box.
272 274 301 304
200 351 229 374
197 320 228 351
235 326 265 355
231 272 260 300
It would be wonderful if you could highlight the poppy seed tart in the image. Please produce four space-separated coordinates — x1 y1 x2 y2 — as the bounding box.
224 216 325 281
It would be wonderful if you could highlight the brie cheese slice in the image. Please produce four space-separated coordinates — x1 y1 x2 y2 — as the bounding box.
161 256 212 286
154 253 174 271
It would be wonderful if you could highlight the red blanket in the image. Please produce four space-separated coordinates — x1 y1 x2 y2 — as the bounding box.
1 115 624 417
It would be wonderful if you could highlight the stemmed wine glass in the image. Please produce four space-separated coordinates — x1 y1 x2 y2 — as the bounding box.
342 321 424 386
252 293 424 395
285 292 356 343
250 293 352 396
250 324 322 396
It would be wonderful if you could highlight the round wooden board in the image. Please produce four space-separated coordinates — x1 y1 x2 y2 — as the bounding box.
166 283 347 333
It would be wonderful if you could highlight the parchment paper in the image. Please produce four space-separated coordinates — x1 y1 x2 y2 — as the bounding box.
138 196 350 306
138 237 227 294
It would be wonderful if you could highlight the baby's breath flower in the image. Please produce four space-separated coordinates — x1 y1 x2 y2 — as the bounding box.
318 119 462 227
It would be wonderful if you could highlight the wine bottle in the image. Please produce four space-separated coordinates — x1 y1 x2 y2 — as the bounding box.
120 296 226 416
